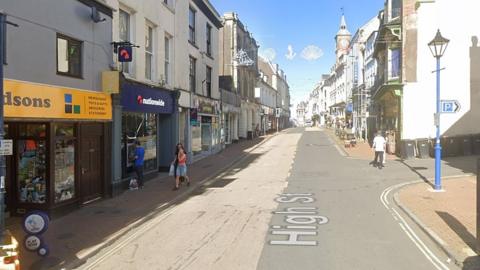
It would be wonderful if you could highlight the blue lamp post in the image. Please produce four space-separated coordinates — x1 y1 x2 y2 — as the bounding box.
428 29 450 191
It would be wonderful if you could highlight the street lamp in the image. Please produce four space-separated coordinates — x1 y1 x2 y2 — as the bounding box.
428 29 450 191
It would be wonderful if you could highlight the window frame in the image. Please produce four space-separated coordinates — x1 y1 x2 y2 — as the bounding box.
189 56 197 92
119 9 132 74
206 65 212 97
189 7 196 45
56 34 83 78
145 22 155 81
164 36 171 85
206 23 212 56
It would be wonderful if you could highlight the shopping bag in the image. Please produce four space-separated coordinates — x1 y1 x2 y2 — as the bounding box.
168 164 175 176
129 178 138 190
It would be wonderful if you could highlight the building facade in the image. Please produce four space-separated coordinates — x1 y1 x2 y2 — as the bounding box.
1 0 114 215
175 0 223 161
105 0 178 194
219 12 260 140
257 58 279 134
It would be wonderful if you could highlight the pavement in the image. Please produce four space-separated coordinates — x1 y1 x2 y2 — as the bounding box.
7 134 275 270
324 125 480 269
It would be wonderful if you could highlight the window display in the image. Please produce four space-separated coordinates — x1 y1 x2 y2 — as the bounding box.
18 140 47 204
54 138 75 203
122 113 157 174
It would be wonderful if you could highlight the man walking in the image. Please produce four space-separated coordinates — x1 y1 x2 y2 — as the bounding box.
372 132 386 169
134 140 145 188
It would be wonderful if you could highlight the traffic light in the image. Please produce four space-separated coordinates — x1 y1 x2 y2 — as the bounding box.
118 46 132 62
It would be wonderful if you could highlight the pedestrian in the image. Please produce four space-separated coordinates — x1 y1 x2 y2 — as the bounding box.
173 144 190 190
171 143 182 180
372 132 386 169
134 140 145 188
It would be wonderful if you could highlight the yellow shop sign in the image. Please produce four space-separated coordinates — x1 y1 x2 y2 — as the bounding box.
4 80 112 120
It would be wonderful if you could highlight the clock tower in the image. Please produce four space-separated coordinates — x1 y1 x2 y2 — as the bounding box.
335 13 351 63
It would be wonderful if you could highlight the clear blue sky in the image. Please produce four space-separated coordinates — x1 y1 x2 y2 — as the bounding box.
210 0 384 107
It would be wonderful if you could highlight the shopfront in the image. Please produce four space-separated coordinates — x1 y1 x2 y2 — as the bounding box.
3 80 112 216
120 80 176 182
191 97 221 158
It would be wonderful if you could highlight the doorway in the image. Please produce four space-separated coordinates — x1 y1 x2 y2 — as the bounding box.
80 124 103 203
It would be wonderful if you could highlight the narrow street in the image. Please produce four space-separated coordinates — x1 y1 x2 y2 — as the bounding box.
78 128 455 270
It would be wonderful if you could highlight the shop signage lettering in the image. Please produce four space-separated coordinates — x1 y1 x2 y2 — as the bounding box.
4 80 112 120
137 95 165 107
4 92 51 108
121 82 174 114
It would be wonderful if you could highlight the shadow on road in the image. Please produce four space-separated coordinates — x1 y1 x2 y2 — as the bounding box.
12 138 268 270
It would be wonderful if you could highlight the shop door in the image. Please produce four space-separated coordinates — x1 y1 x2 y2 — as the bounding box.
80 135 102 203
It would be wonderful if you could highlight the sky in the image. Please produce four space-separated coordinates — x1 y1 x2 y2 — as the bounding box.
210 0 384 110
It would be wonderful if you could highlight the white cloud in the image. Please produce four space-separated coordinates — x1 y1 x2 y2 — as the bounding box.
301 45 324 61
259 48 276 62
285 45 296 60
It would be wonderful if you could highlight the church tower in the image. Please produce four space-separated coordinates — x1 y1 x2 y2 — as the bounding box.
335 13 351 63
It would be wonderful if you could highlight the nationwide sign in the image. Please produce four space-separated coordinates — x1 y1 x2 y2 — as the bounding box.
137 96 165 107
121 82 174 114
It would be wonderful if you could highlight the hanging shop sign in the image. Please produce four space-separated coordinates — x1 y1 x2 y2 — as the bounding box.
121 82 174 114
4 80 112 120
199 101 214 114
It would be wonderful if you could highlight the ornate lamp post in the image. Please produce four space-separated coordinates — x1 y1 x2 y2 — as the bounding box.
428 29 449 191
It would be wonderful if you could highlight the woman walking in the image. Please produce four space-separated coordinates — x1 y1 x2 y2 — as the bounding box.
173 144 190 190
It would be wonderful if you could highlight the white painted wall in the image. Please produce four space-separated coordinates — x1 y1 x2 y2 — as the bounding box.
106 0 175 85
402 1 480 139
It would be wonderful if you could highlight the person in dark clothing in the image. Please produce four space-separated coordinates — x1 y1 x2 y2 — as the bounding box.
134 140 145 188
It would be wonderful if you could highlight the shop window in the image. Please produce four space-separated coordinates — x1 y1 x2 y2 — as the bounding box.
18 139 47 204
19 124 46 138
122 113 157 175
54 124 75 203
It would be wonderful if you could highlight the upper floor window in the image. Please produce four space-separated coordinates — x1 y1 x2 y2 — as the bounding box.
145 23 154 80
206 66 212 97
119 9 131 73
57 34 82 78
390 48 401 79
164 36 171 85
189 7 196 44
206 23 212 56
391 0 401 19
189 56 196 92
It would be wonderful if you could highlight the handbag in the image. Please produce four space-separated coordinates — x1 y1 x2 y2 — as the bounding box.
168 164 175 176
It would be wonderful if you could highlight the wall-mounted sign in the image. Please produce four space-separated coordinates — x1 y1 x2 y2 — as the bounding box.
22 211 49 235
199 102 214 114
0 139 12 156
190 108 199 126
24 235 42 252
4 80 112 120
121 82 174 114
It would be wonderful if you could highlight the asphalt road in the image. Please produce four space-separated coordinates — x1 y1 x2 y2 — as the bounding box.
78 127 456 270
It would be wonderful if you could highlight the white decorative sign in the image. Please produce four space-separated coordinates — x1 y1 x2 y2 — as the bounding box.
24 235 42 251
23 212 48 235
0 139 12 155
233 49 254 66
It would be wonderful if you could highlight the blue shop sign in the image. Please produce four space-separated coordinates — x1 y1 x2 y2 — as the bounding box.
121 83 174 114
346 103 353 113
